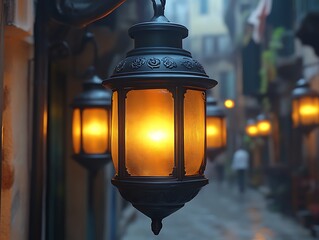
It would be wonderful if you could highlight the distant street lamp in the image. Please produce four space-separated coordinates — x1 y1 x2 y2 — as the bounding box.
292 79 319 134
103 0 217 235
256 114 272 137
71 68 112 240
206 96 227 159
224 99 235 109
246 119 259 137
71 71 112 171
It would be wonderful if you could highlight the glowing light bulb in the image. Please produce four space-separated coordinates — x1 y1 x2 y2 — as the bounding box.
207 126 218 136
246 125 258 137
224 99 235 109
300 105 318 116
257 121 271 135
148 130 167 142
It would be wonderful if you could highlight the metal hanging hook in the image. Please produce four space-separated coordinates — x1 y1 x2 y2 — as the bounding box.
152 0 166 16
151 0 168 21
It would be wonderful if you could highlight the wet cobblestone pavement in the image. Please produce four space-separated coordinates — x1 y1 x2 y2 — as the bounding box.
122 182 315 240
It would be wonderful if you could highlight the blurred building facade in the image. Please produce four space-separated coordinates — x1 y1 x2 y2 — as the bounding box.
240 1 319 236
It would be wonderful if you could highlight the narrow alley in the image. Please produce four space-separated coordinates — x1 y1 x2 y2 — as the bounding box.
123 181 314 240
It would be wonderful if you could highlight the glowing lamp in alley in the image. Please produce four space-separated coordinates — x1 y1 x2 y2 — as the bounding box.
72 70 112 172
292 79 319 134
103 0 217 235
224 99 235 109
206 96 227 159
256 114 272 136
246 119 259 137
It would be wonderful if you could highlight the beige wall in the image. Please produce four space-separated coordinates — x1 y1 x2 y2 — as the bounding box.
189 0 228 36
1 0 34 238
1 26 33 240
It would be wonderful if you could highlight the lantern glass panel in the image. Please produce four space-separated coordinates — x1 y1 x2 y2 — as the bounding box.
184 90 205 176
72 108 81 154
207 117 226 148
293 97 319 127
125 89 174 176
111 91 119 174
82 108 109 154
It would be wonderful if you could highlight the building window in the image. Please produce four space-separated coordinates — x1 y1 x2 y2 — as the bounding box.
200 0 208 15
202 34 231 58
219 71 235 99
202 36 217 58
218 35 231 54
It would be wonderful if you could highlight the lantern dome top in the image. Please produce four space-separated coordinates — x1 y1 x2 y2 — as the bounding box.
206 96 225 117
103 0 216 90
247 119 256 125
292 78 319 99
72 67 112 108
256 113 267 121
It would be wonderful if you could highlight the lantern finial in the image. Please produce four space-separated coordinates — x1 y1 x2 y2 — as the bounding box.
151 0 169 22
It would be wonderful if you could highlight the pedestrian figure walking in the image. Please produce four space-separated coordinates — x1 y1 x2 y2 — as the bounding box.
232 146 249 194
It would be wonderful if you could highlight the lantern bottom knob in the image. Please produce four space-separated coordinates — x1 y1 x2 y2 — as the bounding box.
151 218 163 235
112 177 208 235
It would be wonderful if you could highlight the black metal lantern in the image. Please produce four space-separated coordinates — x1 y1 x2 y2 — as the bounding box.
206 96 227 159
292 79 319 134
256 114 272 137
245 119 259 137
103 0 217 235
72 68 112 172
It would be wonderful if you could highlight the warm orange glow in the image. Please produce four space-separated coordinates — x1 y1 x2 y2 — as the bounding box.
72 109 81 154
207 125 218 136
82 108 109 154
246 124 258 137
125 89 174 176
184 90 205 176
224 99 235 109
206 117 227 149
148 130 168 142
138 117 173 152
292 97 319 127
299 105 318 116
257 120 271 136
